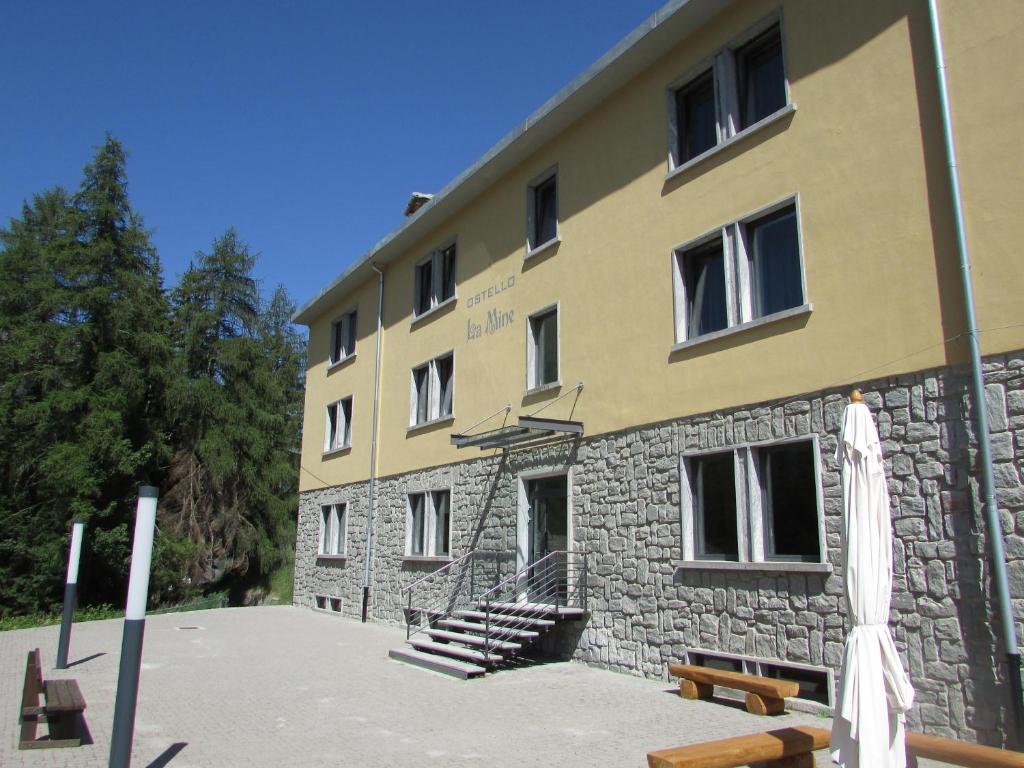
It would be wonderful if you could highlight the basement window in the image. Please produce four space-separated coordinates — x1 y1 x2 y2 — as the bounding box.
687 649 832 706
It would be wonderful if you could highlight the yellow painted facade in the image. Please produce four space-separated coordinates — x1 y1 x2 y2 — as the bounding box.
297 0 1024 491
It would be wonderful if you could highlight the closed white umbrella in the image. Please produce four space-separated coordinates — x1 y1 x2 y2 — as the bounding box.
831 392 915 768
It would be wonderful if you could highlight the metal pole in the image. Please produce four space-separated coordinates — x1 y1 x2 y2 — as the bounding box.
109 486 158 768
55 519 85 669
362 262 385 623
927 0 1022 743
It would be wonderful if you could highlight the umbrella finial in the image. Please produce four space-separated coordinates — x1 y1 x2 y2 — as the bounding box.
850 388 863 403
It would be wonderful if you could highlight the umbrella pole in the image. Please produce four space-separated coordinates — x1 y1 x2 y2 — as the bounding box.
926 0 1023 745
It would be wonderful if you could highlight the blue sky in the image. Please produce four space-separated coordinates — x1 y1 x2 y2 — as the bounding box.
2 2 665 321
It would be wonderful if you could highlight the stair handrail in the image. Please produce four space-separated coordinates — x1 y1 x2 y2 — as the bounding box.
401 549 475 594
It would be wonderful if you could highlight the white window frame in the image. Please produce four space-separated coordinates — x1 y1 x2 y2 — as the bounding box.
408 352 455 428
666 12 794 175
526 166 559 258
413 239 457 321
405 489 452 559
318 503 347 557
671 195 809 349
329 308 357 366
526 303 560 393
679 435 826 571
324 396 352 453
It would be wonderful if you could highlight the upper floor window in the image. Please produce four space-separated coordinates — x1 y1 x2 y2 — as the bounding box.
672 198 806 345
527 169 558 255
414 243 456 318
681 438 823 564
409 353 454 427
324 396 352 452
319 503 347 556
330 309 357 365
406 489 451 558
527 305 559 390
668 19 789 172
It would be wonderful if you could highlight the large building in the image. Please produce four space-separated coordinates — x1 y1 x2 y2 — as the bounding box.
291 0 1024 745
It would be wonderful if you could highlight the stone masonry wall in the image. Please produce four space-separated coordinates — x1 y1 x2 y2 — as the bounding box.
294 352 1024 746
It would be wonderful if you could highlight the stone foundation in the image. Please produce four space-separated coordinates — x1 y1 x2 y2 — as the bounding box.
294 352 1024 745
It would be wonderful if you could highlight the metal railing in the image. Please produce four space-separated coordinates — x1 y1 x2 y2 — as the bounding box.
475 550 588 657
401 549 514 640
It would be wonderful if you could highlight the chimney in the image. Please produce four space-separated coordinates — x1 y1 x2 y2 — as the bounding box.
403 192 433 217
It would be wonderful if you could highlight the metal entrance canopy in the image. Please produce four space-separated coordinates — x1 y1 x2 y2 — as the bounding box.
451 416 583 451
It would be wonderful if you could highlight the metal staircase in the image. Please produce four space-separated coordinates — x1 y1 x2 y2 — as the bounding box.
389 550 589 678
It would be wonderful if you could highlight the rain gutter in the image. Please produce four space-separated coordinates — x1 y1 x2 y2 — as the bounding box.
927 0 1022 741
361 262 385 622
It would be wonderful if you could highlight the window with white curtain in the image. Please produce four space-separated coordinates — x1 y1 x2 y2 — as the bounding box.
329 309 357 364
324 396 352 452
406 490 451 557
414 243 457 317
409 353 454 427
527 306 559 390
318 504 346 556
672 198 806 345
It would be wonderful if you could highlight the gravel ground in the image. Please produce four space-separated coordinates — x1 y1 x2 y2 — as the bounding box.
1 606 835 767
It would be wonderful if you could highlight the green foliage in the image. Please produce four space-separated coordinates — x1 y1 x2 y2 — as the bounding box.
0 604 123 632
0 137 305 618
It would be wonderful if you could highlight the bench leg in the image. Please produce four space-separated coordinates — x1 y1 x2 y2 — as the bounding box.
680 679 714 700
745 692 785 716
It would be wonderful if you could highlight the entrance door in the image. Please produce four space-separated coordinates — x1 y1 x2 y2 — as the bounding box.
525 475 568 601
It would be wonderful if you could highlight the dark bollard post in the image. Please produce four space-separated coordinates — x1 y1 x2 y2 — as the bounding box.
55 519 86 669
109 486 158 768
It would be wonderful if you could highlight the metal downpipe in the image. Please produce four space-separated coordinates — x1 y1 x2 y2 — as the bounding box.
927 0 1022 742
362 263 385 623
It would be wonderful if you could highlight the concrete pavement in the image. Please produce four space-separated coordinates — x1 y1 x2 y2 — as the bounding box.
2 606 834 767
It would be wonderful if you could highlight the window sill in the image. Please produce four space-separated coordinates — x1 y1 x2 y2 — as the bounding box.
327 353 356 372
665 102 797 182
407 414 455 435
411 296 457 327
672 303 812 353
525 236 561 262
675 560 832 574
322 445 351 458
316 555 347 563
524 381 561 397
403 555 453 564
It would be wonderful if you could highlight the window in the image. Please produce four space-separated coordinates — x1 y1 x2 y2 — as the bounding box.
318 504 346 556
527 170 558 253
687 650 831 706
330 310 357 364
672 199 805 344
414 243 456 317
409 353 454 427
681 438 823 564
324 396 352 452
406 490 451 557
527 306 559 390
668 20 789 171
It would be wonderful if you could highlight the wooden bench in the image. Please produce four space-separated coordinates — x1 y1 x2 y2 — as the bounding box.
647 725 1024 768
19 648 87 749
669 663 800 715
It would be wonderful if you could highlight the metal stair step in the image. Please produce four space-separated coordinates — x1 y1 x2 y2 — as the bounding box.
408 638 505 664
436 619 540 640
388 648 486 679
453 610 556 628
481 601 587 618
425 628 521 652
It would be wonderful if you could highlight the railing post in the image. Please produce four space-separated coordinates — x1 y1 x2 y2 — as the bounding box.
485 597 491 657
406 588 412 639
582 552 588 611
471 553 475 599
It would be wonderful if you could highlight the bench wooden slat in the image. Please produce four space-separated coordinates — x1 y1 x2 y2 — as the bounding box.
669 664 800 699
44 680 86 713
906 732 1024 768
648 726 830 768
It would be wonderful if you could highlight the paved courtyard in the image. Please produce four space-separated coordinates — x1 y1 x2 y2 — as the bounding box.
2 606 834 767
